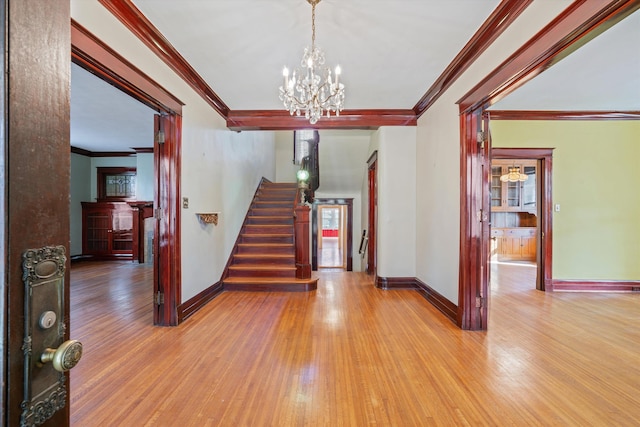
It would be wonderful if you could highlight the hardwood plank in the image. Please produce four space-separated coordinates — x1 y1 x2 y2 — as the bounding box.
70 262 640 425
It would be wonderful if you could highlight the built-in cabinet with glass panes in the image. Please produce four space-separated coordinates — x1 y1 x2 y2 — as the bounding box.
82 202 134 259
490 159 537 261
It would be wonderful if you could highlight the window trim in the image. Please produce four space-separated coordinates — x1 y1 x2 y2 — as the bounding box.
97 167 137 202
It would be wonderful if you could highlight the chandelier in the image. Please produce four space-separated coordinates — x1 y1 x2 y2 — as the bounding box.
500 166 528 182
279 0 345 124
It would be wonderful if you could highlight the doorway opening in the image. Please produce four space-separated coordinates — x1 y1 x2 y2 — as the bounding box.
311 198 353 271
72 20 183 326
317 205 347 268
490 148 554 293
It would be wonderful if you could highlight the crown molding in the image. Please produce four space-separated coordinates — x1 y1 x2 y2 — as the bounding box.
489 110 640 120
458 0 640 113
413 0 532 117
98 0 228 117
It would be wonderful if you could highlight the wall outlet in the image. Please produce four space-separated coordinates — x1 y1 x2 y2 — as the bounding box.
183 197 189 209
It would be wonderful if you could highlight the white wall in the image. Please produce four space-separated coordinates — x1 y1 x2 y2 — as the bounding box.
70 153 91 256
136 152 154 201
274 131 298 183
374 127 417 278
414 1 571 304
72 2 276 303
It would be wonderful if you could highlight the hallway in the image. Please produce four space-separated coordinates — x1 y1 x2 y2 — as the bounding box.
70 262 640 426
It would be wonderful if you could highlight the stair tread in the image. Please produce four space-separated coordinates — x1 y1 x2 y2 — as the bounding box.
234 253 293 258
224 277 317 284
245 224 293 229
229 265 296 270
238 242 293 246
242 233 293 237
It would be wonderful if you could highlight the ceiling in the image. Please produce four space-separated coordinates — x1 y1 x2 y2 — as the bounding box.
70 1 640 152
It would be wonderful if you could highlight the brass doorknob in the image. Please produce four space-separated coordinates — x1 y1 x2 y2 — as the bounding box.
41 340 83 372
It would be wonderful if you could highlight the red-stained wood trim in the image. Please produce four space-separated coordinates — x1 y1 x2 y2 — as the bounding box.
492 148 554 292
71 146 138 157
177 281 224 323
226 110 417 131
414 278 458 324
294 205 312 279
154 114 182 326
71 19 183 114
367 152 378 277
375 277 417 290
133 147 154 153
98 0 229 117
414 0 533 117
489 110 640 120
458 0 640 113
458 110 486 330
374 277 458 324
550 280 640 292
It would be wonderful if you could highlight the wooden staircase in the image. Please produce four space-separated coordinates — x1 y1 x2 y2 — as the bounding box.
223 181 318 292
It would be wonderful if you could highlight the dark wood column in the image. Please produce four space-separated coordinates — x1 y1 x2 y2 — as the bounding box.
3 0 71 425
294 205 311 279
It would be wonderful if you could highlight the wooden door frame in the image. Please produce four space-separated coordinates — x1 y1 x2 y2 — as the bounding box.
71 20 184 326
366 151 378 277
456 0 639 330
312 199 353 271
491 148 554 291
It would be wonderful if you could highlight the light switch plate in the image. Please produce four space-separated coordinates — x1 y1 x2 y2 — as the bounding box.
183 197 189 209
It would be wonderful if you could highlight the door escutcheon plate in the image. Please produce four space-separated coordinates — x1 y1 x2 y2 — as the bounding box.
21 246 69 427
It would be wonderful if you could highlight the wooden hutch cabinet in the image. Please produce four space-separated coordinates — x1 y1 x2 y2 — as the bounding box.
490 159 538 261
82 202 134 259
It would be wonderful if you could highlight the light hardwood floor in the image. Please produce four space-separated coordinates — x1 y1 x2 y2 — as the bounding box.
70 261 640 426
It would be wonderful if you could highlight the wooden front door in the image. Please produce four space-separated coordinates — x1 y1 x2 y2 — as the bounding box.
2 0 72 425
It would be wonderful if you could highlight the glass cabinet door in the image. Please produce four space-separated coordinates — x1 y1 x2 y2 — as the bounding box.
86 211 110 253
521 165 536 210
491 166 503 207
506 179 521 208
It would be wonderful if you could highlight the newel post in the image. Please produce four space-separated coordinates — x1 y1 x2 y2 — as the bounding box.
294 204 311 279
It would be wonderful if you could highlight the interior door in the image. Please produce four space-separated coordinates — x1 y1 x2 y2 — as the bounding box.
3 1 74 425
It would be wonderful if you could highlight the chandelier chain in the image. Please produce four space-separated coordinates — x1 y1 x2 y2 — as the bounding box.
311 2 316 50
279 0 345 124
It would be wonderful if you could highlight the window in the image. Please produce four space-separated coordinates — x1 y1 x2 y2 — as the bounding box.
97 167 137 201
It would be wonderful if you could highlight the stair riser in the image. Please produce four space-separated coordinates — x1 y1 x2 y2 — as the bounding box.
250 209 291 217
227 269 296 278
253 202 293 208
246 217 293 225
258 188 296 195
241 235 293 244
256 193 296 200
232 256 295 265
236 245 294 255
244 226 293 234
